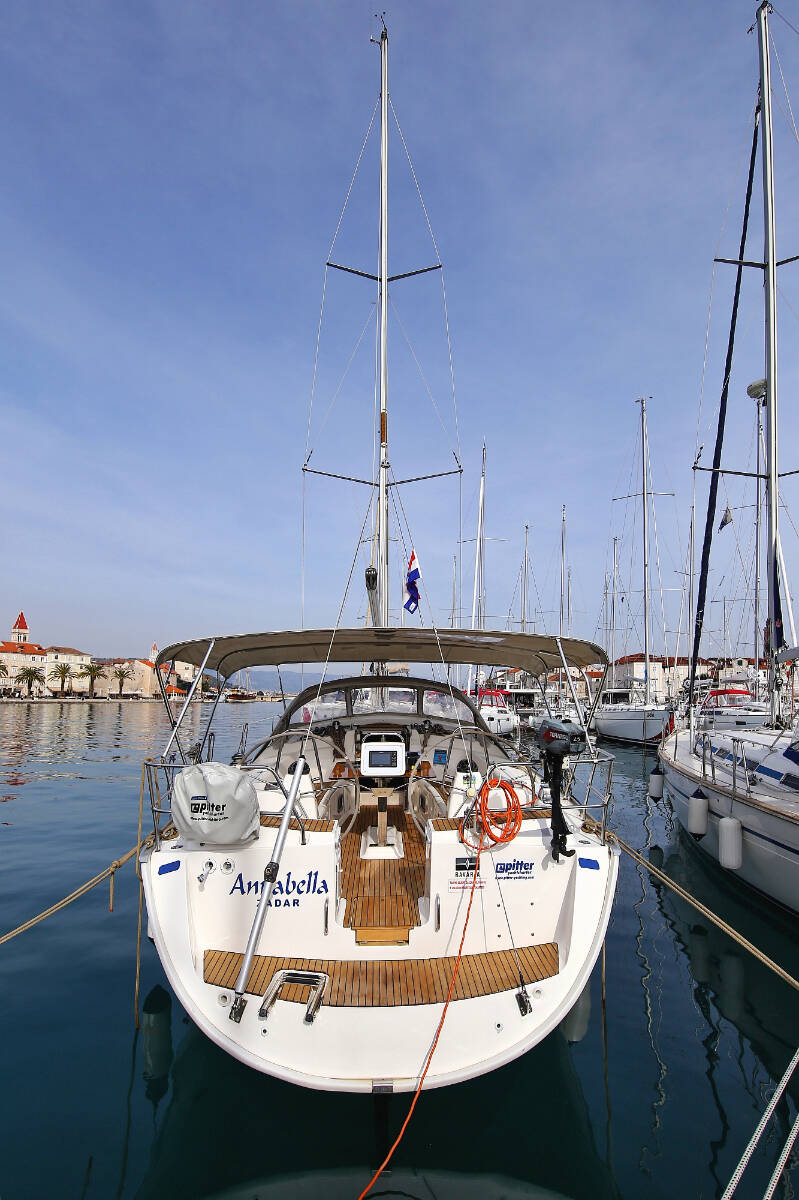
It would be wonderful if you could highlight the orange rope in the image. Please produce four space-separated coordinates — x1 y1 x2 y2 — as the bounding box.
357 778 522 1200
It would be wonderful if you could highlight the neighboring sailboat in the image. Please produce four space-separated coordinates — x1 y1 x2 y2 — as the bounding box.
139 28 618 1093
659 1 799 916
594 398 673 745
468 445 521 738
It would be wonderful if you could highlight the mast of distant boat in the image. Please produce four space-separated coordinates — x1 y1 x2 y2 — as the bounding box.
521 523 529 634
638 397 652 707
756 1 782 724
467 443 487 697
611 535 618 687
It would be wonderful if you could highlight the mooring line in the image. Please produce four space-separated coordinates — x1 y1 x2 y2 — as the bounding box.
593 823 799 993
1 767 154 948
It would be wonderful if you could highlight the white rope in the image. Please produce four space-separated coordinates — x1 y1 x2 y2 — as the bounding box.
763 1110 799 1200
721 1043 799 1198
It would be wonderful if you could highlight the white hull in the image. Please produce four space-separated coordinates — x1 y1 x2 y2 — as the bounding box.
479 707 520 737
594 705 671 744
659 729 799 914
142 802 617 1092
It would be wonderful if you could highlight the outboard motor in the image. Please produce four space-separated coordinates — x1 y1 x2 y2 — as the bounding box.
536 718 587 863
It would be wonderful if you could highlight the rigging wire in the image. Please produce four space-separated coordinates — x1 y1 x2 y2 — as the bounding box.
388 293 460 456
390 98 461 463
299 487 376 756
304 304 377 463
305 99 380 464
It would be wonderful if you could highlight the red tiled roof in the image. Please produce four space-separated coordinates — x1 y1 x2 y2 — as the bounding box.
46 646 89 657
138 660 156 669
0 641 45 656
12 612 28 632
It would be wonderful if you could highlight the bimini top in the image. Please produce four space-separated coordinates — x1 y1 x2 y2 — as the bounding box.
156 627 607 681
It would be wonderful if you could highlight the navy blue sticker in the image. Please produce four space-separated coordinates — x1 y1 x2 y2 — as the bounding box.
158 860 181 875
578 857 599 870
433 748 448 766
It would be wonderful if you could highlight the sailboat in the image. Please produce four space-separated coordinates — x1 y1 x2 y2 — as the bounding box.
139 26 618 1093
594 398 673 745
659 1 799 916
468 445 521 739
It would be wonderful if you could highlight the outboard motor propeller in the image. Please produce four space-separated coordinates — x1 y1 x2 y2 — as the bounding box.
536 718 587 863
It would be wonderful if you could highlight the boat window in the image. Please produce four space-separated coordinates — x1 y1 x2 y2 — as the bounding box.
289 689 348 725
422 690 474 723
780 773 799 791
353 686 418 714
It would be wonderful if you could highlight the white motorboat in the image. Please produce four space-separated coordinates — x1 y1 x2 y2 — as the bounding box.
594 684 672 745
660 2 799 916
476 687 520 738
697 688 769 731
140 28 618 1093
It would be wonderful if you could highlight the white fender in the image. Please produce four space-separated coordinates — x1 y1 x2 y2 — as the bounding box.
687 790 708 836
718 816 742 870
649 765 664 800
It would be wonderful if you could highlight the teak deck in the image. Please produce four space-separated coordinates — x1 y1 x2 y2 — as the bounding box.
339 807 426 942
203 942 559 1007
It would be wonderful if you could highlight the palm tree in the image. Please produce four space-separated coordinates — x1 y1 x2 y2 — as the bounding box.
112 664 133 697
15 665 45 697
78 662 106 699
50 662 73 695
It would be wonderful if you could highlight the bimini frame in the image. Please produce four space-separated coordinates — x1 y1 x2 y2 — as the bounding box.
154 626 608 763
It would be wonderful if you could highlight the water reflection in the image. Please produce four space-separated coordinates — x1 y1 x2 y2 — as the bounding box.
648 829 799 1190
132 990 618 1200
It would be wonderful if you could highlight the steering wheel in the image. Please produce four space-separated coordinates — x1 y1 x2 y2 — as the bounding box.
486 735 539 804
244 730 361 832
407 760 448 835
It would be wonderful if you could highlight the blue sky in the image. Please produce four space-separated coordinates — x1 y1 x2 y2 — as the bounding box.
1 0 798 663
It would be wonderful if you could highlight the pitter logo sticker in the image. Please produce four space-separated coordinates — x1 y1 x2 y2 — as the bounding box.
190 795 227 821
495 858 535 880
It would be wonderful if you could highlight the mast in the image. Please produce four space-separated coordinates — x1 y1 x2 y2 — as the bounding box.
471 443 486 632
559 506 566 638
611 535 618 687
756 2 781 721
751 388 765 699
639 397 651 705
377 24 390 626
521 524 529 634
467 444 487 697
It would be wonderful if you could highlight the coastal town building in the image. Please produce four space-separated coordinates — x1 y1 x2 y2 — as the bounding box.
0 612 49 694
0 614 201 699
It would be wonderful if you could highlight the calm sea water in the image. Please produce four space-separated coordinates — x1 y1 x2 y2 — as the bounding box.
0 700 797 1199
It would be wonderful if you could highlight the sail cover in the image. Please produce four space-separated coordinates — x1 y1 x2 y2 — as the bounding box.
155 627 607 681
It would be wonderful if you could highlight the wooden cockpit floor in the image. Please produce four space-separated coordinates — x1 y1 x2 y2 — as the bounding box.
203 942 559 1007
340 806 425 942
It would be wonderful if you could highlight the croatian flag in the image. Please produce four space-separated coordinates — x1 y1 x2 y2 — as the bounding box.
404 551 421 614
